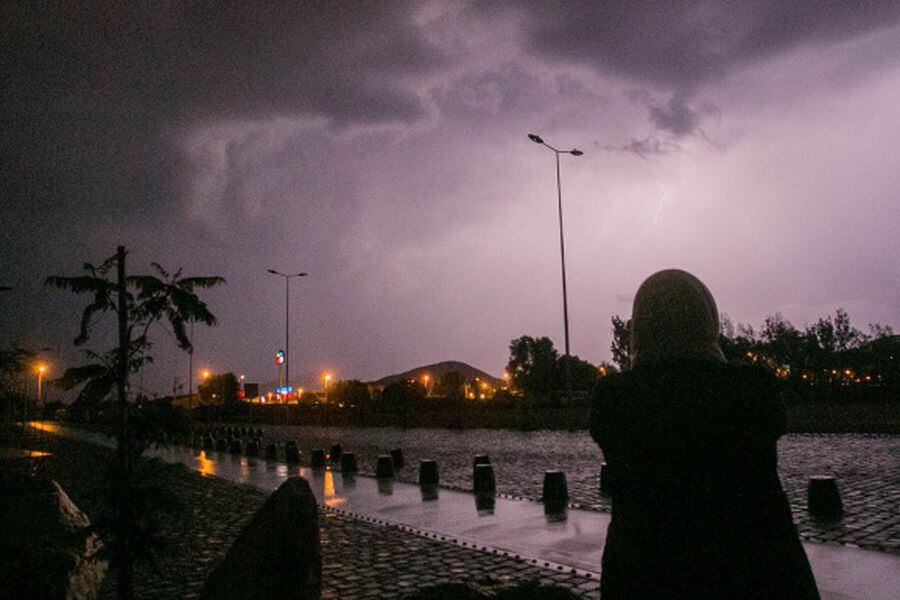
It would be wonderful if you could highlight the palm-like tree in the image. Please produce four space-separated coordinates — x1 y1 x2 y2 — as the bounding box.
46 258 223 354
46 248 224 599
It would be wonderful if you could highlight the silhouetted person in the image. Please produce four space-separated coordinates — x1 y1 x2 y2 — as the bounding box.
591 269 819 599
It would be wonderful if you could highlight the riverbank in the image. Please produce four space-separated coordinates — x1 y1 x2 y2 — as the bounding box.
2 426 598 598
213 424 900 555
198 398 900 433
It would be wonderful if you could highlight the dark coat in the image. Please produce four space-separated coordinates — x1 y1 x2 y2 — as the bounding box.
590 361 820 600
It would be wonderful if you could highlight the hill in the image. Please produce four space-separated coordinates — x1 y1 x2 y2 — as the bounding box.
371 360 501 387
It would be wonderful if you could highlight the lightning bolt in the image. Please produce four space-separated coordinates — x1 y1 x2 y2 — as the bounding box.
631 183 668 244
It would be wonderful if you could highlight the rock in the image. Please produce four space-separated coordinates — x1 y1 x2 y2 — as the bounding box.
404 579 581 599
0 475 107 599
201 476 321 600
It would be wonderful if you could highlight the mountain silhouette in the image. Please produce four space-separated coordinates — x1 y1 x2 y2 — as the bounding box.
371 360 501 387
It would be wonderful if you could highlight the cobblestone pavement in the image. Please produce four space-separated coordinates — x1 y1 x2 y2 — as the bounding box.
250 425 900 554
5 429 598 599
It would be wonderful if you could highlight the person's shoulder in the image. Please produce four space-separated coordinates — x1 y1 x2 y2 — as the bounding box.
593 369 636 400
713 362 778 392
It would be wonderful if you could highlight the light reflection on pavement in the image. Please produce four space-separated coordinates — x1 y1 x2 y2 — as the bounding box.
34 422 900 600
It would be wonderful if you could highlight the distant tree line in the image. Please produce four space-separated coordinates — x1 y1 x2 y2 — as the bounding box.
609 308 898 388
505 335 609 403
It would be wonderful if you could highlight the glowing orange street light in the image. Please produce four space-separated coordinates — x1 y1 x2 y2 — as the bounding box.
200 369 211 381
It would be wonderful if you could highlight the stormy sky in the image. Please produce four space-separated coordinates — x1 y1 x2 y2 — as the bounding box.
3 2 900 395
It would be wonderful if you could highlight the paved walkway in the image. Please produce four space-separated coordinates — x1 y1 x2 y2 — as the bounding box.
251 424 900 554
39 422 900 600
8 425 598 598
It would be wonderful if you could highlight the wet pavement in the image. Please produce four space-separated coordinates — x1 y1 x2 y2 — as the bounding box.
245 424 900 554
38 422 900 600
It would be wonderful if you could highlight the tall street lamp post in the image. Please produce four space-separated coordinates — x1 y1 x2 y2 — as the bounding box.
267 269 308 394
527 133 583 409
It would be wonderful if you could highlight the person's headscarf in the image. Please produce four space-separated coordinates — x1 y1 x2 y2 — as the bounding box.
629 269 725 368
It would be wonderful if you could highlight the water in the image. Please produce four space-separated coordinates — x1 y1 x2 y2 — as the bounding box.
244 425 900 552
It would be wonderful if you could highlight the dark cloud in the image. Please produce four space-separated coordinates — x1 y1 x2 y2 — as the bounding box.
603 136 681 159
3 2 440 125
0 2 446 385
510 0 900 134
1 2 442 225
515 1 900 87
3 2 899 394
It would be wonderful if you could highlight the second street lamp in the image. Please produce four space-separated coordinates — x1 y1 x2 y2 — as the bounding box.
267 269 308 395
528 133 583 410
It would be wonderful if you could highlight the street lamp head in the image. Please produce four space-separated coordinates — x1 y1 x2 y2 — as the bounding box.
569 149 584 156
527 133 544 144
267 269 278 275
296 272 308 277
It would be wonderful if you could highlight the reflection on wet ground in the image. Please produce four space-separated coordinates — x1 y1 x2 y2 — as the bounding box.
31 422 900 600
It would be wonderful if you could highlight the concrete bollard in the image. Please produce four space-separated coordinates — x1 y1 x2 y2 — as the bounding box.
229 439 243 455
285 441 301 463
390 448 405 470
599 462 614 497
474 463 496 495
421 484 439 502
245 439 259 457
340 452 358 473
377 477 394 495
376 455 395 478
264 443 278 460
329 444 343 462
310 449 327 469
808 476 843 520
543 471 569 513
215 438 229 452
309 448 328 469
419 460 439 486
475 493 495 512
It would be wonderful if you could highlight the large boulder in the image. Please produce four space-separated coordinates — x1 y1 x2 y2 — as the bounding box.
405 580 581 600
0 474 107 599
202 476 321 600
